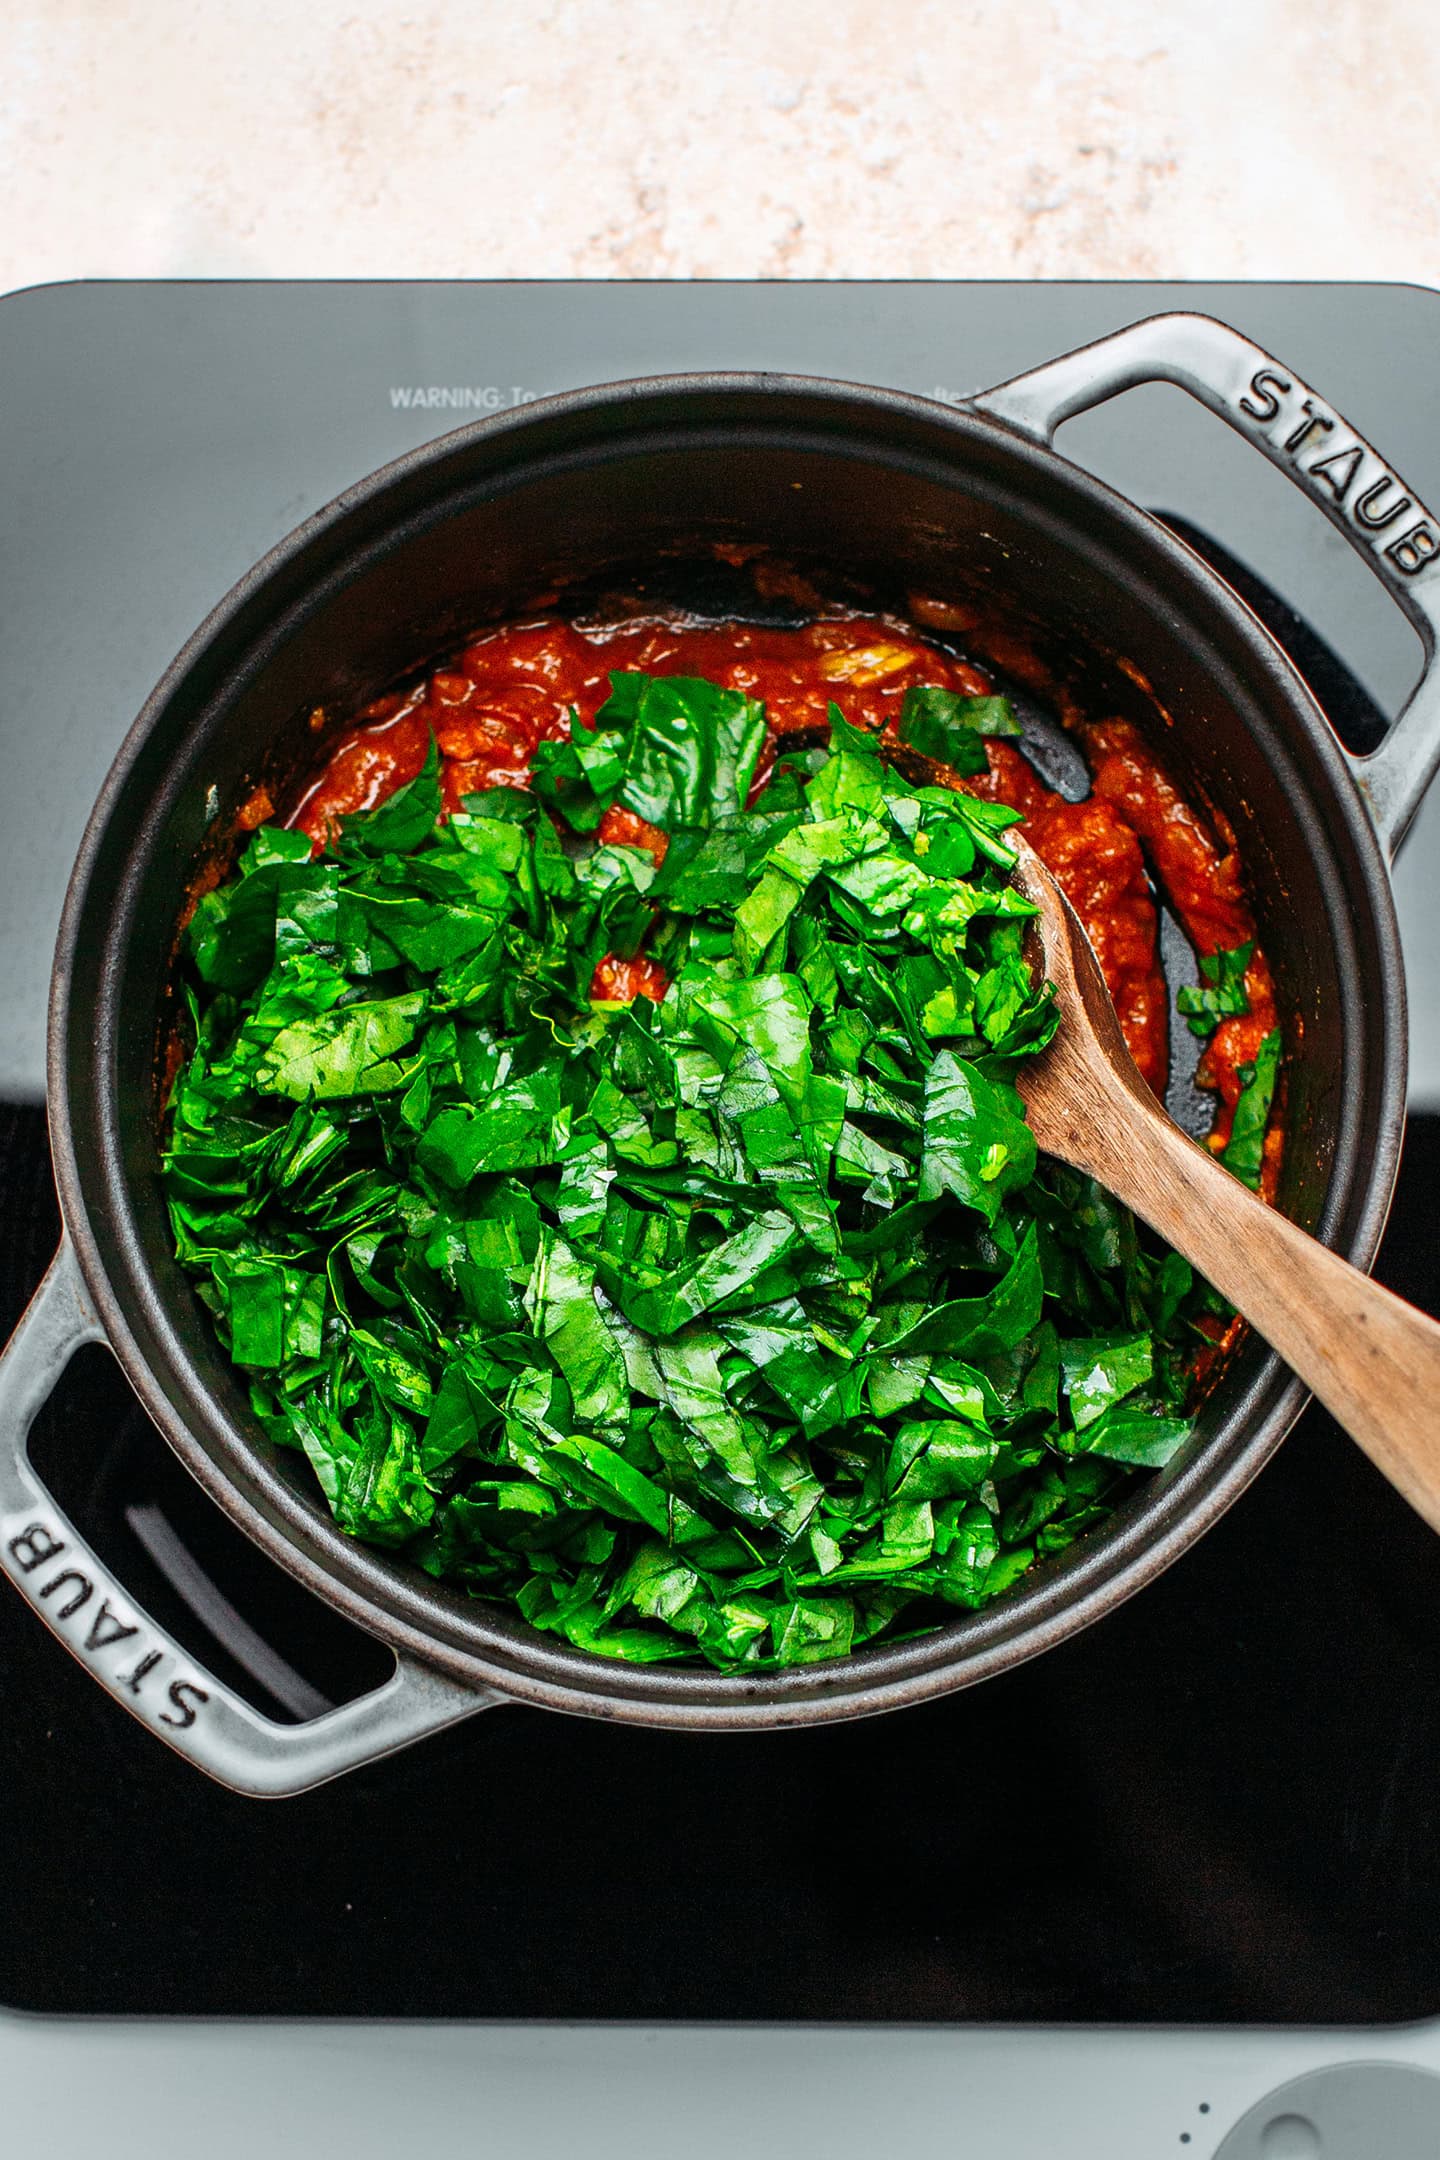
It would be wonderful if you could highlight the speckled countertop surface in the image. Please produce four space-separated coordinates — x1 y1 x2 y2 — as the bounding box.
2 0 1437 288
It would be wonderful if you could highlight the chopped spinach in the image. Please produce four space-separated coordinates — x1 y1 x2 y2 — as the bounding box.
164 680 1231 1672
1221 1028 1282 1191
531 673 766 835
898 687 1022 774
1176 940 1253 1039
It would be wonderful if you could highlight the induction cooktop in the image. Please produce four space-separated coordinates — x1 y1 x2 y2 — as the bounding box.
4 279 1440 2160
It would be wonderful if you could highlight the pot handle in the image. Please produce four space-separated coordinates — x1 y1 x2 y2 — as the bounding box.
970 310 1440 856
0 1240 502 1798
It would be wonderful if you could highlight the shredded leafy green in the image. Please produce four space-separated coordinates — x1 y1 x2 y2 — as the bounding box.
1221 1028 1282 1191
531 673 767 836
896 686 1022 773
164 676 1226 1671
1176 940 1253 1039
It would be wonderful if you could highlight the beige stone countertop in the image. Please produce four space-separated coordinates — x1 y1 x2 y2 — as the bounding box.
1 0 1437 288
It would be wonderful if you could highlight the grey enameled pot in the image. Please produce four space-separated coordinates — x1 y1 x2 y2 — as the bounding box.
3 312 1439 1797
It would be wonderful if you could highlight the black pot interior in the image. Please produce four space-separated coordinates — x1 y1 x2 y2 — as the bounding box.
53 381 1405 1717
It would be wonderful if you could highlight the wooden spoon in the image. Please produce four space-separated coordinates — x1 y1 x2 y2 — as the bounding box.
1008 833 1440 1531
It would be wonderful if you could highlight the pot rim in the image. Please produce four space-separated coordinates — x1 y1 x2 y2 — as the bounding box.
46 368 1409 1727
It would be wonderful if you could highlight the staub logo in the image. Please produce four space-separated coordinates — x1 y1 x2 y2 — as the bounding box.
6 1518 208 1730
1236 365 1439 578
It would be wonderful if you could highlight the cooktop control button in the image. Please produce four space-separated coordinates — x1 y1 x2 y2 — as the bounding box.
1215 2063 1440 2157
1259 2118 1320 2158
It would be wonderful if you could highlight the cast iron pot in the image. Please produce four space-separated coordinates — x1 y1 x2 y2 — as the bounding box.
3 312 1438 1798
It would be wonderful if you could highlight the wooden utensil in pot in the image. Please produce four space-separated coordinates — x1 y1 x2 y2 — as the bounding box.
1011 834 1440 1529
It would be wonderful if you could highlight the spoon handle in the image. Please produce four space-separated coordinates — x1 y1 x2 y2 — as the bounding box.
1073 1095 1440 1532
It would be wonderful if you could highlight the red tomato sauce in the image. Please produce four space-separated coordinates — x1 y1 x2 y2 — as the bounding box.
289 612 1279 1167
590 951 672 1004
